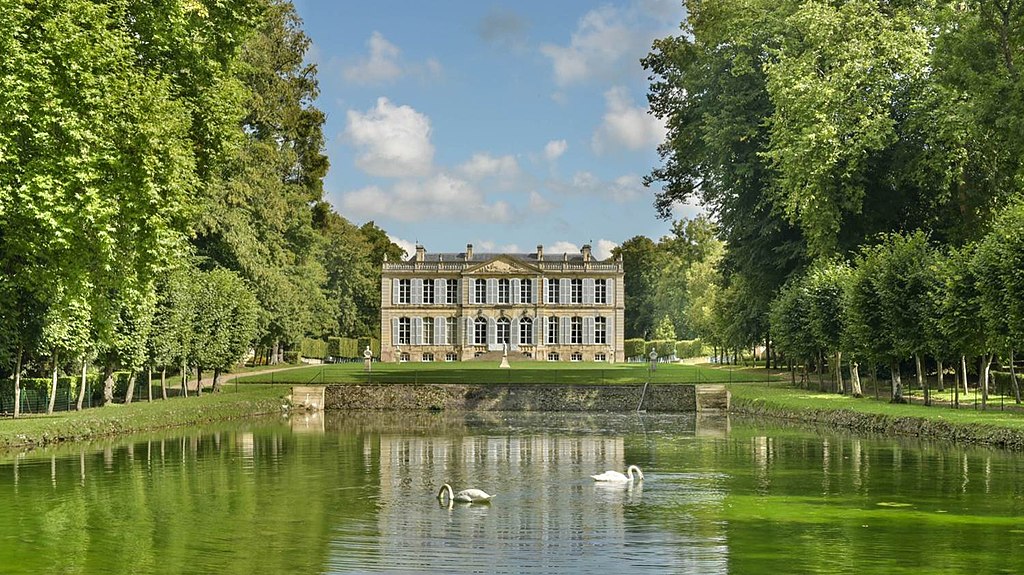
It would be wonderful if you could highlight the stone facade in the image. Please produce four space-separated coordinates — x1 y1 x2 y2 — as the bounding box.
380 243 625 362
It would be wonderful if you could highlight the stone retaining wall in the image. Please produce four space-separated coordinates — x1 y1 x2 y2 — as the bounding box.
322 383 708 412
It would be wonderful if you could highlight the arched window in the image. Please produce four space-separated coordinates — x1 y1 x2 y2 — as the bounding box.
519 317 533 345
496 317 511 345
474 317 488 345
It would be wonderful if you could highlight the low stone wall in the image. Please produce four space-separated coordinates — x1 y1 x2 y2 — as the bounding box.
322 383 704 412
731 396 1024 451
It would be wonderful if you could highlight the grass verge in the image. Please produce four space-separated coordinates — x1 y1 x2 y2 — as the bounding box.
0 384 287 452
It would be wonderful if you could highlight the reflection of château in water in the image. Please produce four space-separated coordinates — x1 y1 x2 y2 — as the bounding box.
372 433 636 567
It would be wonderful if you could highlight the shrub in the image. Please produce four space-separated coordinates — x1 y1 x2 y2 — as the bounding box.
675 339 706 359
327 337 342 358
341 337 359 358
300 338 328 359
283 351 301 364
624 338 646 360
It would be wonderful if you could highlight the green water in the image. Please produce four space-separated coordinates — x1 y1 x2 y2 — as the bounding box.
2 412 1023 574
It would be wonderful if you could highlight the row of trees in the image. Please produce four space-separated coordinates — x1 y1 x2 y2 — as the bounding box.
642 0 1023 385
0 0 401 416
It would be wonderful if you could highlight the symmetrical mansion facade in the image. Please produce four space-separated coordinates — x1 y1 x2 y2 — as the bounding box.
380 244 625 362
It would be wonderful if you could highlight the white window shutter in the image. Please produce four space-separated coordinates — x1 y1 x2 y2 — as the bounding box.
584 316 595 345
511 279 520 304
559 278 569 304
392 279 400 305
606 279 614 305
584 279 595 304
486 278 496 304
538 316 546 344
511 318 520 346
561 316 570 342
435 316 445 345
412 317 422 344
542 278 550 304
391 317 400 344
412 279 422 305
463 317 473 345
435 279 444 304
487 317 496 345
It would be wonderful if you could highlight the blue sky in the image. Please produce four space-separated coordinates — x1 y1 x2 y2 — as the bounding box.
292 0 696 260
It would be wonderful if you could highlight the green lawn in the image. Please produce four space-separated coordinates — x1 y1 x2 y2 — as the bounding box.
232 361 784 385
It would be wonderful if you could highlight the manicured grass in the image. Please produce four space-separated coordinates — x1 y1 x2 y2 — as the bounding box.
728 383 1024 431
232 361 784 385
0 384 288 451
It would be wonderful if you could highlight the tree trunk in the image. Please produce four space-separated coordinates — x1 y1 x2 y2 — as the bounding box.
161 367 168 400
765 333 772 369
13 345 22 419
835 351 844 394
790 362 796 386
47 352 59 415
937 359 945 393
76 358 87 411
850 360 863 397
916 353 928 406
212 368 222 393
271 341 280 365
196 367 203 396
890 360 904 403
147 366 153 402
980 354 991 410
124 370 137 404
181 360 189 398
1009 349 1021 404
102 364 115 406
961 355 969 396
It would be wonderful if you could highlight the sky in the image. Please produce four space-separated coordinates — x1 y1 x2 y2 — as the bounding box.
291 0 697 260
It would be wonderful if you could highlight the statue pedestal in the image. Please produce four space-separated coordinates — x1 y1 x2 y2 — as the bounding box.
499 357 510 369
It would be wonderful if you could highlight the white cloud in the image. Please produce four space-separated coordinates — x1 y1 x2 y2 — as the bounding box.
592 86 666 154
476 241 522 253
342 32 444 85
457 153 520 180
344 32 404 85
345 97 434 178
547 241 581 257
550 171 646 203
594 239 619 260
540 5 659 87
528 190 555 213
339 173 512 223
544 139 568 161
388 234 416 260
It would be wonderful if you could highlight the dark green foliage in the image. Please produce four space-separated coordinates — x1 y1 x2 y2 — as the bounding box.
624 339 646 360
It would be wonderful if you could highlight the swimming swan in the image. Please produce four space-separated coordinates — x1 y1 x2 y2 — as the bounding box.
591 465 644 482
437 483 493 504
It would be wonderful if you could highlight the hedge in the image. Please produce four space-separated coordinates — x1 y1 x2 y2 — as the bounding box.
675 339 707 359
624 338 646 359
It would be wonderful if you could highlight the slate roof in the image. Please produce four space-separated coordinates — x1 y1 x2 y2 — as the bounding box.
406 252 591 264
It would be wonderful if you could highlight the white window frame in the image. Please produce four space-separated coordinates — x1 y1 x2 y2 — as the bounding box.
399 279 411 304
498 279 511 304
547 279 559 304
421 352 434 362
521 279 533 304
423 317 434 345
547 316 558 345
496 317 511 345
398 317 411 345
570 316 583 345
422 280 434 304
475 279 486 304
519 317 533 345
595 317 607 345
595 279 607 304
570 279 583 304
445 317 457 345
446 279 459 304
474 317 488 345
547 351 559 362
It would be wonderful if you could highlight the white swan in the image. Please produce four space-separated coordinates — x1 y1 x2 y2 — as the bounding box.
591 465 644 482
437 483 493 504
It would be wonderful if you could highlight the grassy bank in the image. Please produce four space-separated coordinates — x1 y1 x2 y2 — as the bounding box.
235 361 779 385
728 383 1024 449
0 384 287 451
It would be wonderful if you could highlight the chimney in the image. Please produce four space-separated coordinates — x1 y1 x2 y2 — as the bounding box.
581 244 592 262
466 243 474 260
415 244 425 262
536 244 544 261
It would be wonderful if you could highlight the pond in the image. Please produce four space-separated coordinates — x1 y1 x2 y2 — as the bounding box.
2 411 1024 574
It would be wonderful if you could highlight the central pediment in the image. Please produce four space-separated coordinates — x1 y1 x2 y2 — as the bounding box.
463 255 540 275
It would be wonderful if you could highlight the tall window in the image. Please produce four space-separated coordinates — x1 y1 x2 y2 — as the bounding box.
498 279 511 304
496 317 510 345
547 279 559 304
547 316 558 344
570 279 583 304
521 279 533 304
446 279 458 304
519 317 533 345
475 279 487 304
423 317 434 345
399 279 411 304
595 279 607 304
474 317 488 345
398 317 411 345
595 316 607 345
446 317 457 345
422 280 434 304
570 316 583 344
